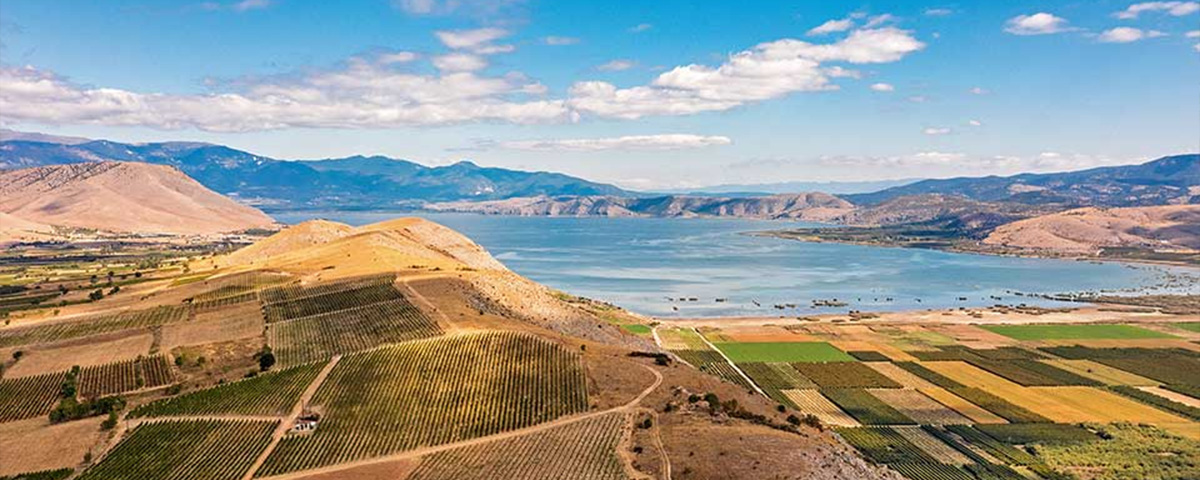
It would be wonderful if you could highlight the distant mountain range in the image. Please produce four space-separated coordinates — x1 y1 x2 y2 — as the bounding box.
653 178 920 197
427 192 855 221
847 154 1200 207
0 132 629 210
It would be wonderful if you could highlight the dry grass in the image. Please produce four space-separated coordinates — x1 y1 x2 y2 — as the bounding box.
867 389 972 425
2 332 152 378
162 302 264 349
1136 386 1200 408
782 389 860 427
0 416 106 475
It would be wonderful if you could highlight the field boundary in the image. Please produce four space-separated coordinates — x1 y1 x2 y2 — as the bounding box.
243 355 342 480
694 328 766 397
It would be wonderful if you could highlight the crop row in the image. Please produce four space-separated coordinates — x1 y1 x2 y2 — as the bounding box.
263 283 405 323
1108 385 1200 421
257 332 589 476
791 362 902 389
0 371 65 422
268 298 441 367
192 271 293 303
964 358 1101 387
408 411 628 480
78 355 174 397
0 306 187 348
1040 347 1200 386
77 419 276 480
130 363 322 418
822 388 914 425
259 274 395 305
0 469 73 480
191 291 258 313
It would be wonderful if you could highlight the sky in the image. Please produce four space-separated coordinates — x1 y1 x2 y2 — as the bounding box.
1 0 1198 190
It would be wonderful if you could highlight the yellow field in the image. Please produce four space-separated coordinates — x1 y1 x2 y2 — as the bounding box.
1136 386 1200 408
782 389 860 427
865 362 938 389
868 388 971 425
917 387 1008 424
925 361 1193 425
1041 359 1158 386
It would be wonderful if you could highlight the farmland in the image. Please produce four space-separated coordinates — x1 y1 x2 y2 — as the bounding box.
76 419 276 480
408 411 628 480
268 297 442 367
129 363 323 418
78 355 174 397
658 318 1200 479
981 324 1176 340
714 341 856 363
0 372 65 422
0 306 187 348
257 332 589 475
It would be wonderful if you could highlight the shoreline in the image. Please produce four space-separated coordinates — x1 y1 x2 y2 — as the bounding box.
751 229 1200 270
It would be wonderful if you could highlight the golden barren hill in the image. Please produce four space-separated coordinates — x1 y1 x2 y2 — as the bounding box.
0 161 274 238
984 205 1200 254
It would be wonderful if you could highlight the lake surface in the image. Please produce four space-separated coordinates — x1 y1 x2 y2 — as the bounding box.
271 211 1199 317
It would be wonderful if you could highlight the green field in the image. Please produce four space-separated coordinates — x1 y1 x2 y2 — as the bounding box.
1175 323 1200 333
980 324 1176 340
713 342 854 363
619 324 652 335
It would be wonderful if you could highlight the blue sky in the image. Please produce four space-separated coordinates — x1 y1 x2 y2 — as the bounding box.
1 0 1197 189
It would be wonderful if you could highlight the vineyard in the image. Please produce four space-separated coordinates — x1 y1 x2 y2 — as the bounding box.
78 355 174 397
407 411 628 480
259 274 395 305
130 363 322 418
263 283 406 323
77 419 276 480
790 362 902 389
256 332 589 475
192 271 293 303
837 426 1030 480
667 349 754 390
0 306 188 348
268 298 442 367
0 371 66 422
0 469 73 480
1040 347 1200 386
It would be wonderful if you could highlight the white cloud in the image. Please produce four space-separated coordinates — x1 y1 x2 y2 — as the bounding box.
924 8 953 17
391 0 526 17
567 26 925 119
1098 27 1166 42
434 28 513 54
813 151 1133 175
870 82 895 92
377 51 419 64
969 86 988 95
0 58 567 131
808 18 855 36
1187 30 1200 37
1194 43 1200 52
498 134 732 152
923 127 951 135
967 119 982 126
232 0 271 11
1114 2 1199 19
432 53 488 71
596 59 636 72
1004 13 1071 35
908 95 928 103
543 36 580 46
863 14 897 28
629 23 653 33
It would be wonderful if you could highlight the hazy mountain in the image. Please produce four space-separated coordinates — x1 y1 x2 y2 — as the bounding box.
655 178 921 197
847 154 1200 207
0 133 631 210
0 128 93 145
427 192 855 221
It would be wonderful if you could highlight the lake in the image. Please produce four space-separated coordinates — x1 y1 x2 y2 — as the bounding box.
270 211 1198 317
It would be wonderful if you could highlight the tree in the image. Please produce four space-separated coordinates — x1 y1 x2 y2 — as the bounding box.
101 411 118 430
88 289 104 301
258 351 276 371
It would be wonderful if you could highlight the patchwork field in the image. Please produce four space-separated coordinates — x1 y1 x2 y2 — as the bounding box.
715 341 855 363
867 388 972 425
781 389 859 427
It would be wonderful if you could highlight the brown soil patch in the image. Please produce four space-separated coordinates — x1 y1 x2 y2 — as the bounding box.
719 325 818 343
288 458 418 480
584 352 659 411
162 302 264 349
0 416 106 475
2 332 152 378
661 415 896 480
926 324 1017 348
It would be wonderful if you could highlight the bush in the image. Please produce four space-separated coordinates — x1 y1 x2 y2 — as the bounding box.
101 411 118 430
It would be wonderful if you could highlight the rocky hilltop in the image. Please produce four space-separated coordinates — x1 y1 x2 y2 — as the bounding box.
0 161 275 239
